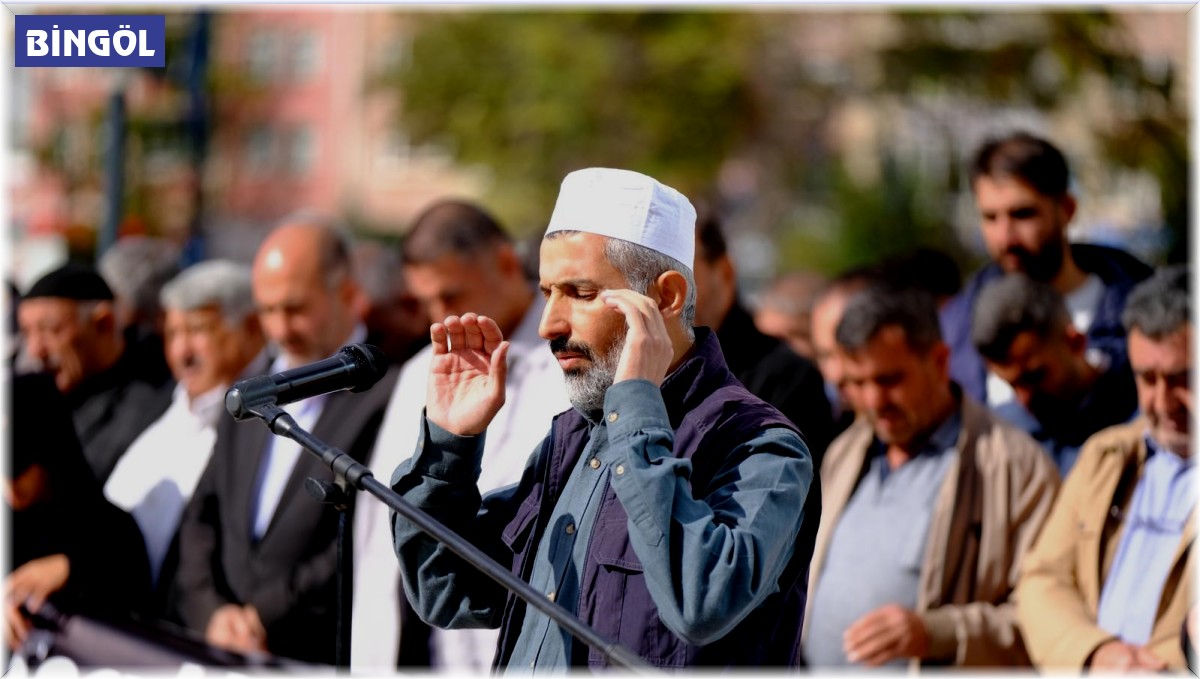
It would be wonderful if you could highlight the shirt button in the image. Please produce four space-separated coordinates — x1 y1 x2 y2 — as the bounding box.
565 523 575 535
608 412 619 423
547 591 556 602
589 458 600 470
615 464 625 476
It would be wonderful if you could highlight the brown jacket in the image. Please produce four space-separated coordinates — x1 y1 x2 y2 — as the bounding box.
1015 419 1195 671
805 395 1060 668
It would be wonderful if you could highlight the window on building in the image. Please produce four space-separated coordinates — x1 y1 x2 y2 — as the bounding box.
292 32 323 83
287 127 317 176
246 31 280 83
246 125 276 174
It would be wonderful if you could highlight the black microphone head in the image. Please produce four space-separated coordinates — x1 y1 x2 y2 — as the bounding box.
225 375 274 420
341 343 389 392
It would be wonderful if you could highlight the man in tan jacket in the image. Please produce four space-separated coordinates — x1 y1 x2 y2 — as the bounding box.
1016 265 1194 672
802 286 1060 669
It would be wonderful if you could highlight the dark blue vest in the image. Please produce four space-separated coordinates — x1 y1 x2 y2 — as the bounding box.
494 329 812 669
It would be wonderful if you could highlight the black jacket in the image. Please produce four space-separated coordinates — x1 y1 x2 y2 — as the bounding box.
10 372 153 625
713 300 831 669
715 301 834 460
66 345 174 484
169 364 399 665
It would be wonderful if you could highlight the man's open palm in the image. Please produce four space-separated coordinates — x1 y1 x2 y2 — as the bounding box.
426 313 509 436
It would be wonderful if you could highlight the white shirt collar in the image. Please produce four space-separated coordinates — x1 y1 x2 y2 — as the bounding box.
186 383 229 429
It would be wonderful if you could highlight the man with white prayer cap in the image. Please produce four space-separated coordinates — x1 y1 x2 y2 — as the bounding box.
389 167 816 669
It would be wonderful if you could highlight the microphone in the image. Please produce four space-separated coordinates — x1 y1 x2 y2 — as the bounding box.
225 344 389 421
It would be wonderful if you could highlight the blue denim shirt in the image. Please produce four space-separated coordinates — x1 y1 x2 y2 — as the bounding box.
396 378 811 671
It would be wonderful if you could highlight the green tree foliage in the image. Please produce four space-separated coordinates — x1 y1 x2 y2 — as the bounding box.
386 11 764 233
776 151 979 278
876 11 1188 263
387 9 1186 270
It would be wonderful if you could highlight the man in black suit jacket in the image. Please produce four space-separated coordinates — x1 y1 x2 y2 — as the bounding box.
171 216 399 665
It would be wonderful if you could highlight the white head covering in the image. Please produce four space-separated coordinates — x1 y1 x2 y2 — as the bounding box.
545 168 696 271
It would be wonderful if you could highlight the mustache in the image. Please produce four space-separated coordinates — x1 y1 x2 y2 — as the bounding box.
870 406 904 422
26 354 59 372
549 336 595 361
1003 246 1034 261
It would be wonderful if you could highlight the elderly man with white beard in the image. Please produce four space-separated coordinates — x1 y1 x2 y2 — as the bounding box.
388 168 814 670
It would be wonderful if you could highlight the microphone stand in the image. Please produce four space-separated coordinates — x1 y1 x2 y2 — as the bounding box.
242 401 651 673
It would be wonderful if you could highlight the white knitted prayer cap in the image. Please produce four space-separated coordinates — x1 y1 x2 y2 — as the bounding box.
545 168 696 272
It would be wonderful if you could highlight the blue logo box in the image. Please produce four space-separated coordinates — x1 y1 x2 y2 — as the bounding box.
16 15 166 67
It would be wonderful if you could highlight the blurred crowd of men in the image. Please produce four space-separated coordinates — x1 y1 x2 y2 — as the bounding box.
5 131 1194 673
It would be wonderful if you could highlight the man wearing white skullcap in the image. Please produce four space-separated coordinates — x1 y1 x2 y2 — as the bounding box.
389 168 815 669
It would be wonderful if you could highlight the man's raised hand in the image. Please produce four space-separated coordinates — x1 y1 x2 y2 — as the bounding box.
426 313 509 436
601 289 674 387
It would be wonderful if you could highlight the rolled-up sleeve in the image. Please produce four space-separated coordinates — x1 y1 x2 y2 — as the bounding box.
602 379 813 645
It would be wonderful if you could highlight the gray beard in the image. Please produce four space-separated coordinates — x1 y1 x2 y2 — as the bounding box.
563 334 625 420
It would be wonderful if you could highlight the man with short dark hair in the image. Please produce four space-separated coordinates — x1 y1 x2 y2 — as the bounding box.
400 200 531 330
941 131 1152 410
971 273 1138 476
390 169 814 669
1017 265 1194 672
351 200 570 672
17 262 173 483
693 212 834 457
804 287 1058 669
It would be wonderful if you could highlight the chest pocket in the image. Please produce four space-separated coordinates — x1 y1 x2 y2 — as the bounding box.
501 496 541 555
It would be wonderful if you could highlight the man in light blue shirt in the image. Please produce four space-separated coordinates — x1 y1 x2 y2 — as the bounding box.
1017 265 1195 672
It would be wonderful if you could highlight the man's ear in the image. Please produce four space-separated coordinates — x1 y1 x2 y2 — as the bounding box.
338 274 361 308
717 255 736 289
1059 193 1078 224
241 312 264 339
655 270 688 321
90 301 117 335
495 244 524 279
931 340 951 381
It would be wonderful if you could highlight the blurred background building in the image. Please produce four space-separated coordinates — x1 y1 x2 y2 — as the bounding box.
6 6 1190 291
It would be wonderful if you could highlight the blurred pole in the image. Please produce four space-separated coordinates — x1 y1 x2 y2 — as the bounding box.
99 86 126 259
181 11 211 267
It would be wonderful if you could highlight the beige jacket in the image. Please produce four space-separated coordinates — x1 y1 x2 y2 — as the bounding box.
805 395 1060 668
1016 419 1195 671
